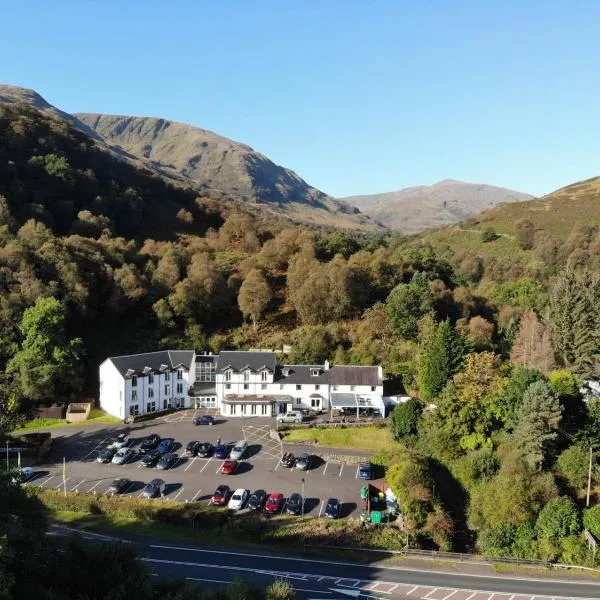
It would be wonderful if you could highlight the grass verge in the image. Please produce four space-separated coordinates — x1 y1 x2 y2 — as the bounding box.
282 426 392 453
13 408 121 432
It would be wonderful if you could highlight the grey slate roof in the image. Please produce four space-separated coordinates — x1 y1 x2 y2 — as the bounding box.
108 350 194 378
216 351 277 373
273 365 329 384
328 366 381 386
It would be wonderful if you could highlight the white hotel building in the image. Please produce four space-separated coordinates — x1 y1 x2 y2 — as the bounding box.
99 350 384 420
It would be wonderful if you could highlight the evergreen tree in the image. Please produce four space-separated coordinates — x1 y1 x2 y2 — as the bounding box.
386 273 434 340
390 398 422 440
418 319 467 402
513 380 562 470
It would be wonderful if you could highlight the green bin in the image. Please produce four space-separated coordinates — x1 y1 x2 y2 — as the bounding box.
370 510 382 523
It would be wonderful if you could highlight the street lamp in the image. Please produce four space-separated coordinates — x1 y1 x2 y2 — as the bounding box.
301 477 305 519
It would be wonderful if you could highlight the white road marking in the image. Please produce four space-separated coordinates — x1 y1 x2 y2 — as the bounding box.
463 594 476 600
322 462 329 475
123 481 136 495
199 458 212 472
423 589 439 599
55 477 71 489
172 456 185 469
87 480 103 493
190 488 202 502
355 465 360 478
80 438 107 460
186 577 231 584
216 463 223 474
441 591 458 600
70 479 86 491
338 462 344 478
184 457 197 472
38 474 55 487
170 487 184 501
274 459 280 471
318 499 325 517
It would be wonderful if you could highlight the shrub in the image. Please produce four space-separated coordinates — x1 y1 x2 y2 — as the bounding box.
557 445 590 489
535 496 581 541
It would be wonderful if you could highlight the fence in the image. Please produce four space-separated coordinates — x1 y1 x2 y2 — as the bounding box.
35 405 65 420
279 420 387 431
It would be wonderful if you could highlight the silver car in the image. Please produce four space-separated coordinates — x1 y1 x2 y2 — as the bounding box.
111 447 135 465
229 440 248 461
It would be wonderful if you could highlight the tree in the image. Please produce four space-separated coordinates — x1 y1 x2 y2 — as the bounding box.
536 496 581 541
510 311 556 374
418 319 467 402
386 275 434 340
7 297 83 406
499 367 546 429
577 398 600 450
390 399 422 440
515 218 535 250
583 504 600 539
467 316 494 348
288 326 336 364
238 268 272 329
557 445 590 490
513 380 562 470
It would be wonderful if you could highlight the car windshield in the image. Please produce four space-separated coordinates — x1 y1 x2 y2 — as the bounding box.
232 494 241 500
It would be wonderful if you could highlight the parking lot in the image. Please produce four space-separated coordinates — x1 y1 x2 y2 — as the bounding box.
26 410 382 518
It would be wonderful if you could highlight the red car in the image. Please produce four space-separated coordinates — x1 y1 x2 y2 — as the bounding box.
264 493 284 514
221 460 238 475
210 485 231 506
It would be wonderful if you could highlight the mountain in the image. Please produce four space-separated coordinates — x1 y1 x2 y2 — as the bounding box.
340 179 533 233
0 85 377 230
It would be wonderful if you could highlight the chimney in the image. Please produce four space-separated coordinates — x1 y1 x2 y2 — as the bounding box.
324 360 330 371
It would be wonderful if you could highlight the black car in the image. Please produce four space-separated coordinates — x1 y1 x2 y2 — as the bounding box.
140 434 161 454
324 498 341 519
295 453 312 471
106 478 131 495
157 438 176 455
157 452 178 470
197 442 213 457
185 441 201 457
280 452 295 468
247 489 267 511
140 450 161 468
140 478 165 499
286 493 303 516
358 462 372 480
97 448 117 463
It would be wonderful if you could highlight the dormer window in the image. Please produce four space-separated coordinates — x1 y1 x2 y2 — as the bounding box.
225 370 232 382
261 370 268 382
177 369 183 380
243 370 250 382
310 368 320 377
131 376 137 387
282 368 290 377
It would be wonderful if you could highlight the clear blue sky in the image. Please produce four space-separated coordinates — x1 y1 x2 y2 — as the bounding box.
2 1 599 198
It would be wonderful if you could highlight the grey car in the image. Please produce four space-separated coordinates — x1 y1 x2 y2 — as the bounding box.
140 478 165 499
295 453 312 471
229 440 248 461
111 447 136 465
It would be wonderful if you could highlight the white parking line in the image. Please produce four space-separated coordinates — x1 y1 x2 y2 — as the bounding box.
70 479 86 492
38 474 55 487
338 462 344 478
172 456 185 469
322 462 329 475
87 480 103 493
318 499 325 517
441 591 457 600
123 481 136 495
215 463 223 474
423 590 439 599
199 458 212 472
406 586 419 595
190 488 202 502
274 459 280 471
80 438 107 461
184 457 197 472
170 487 185 501
355 465 360 478
55 477 71 490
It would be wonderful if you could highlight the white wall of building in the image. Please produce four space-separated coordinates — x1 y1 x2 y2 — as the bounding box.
99 360 125 419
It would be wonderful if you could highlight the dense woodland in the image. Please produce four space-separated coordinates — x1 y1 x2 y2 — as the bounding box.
2 102 600 563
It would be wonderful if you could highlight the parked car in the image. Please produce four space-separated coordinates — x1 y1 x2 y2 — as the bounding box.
185 441 201 457
247 489 267 511
106 478 131 495
209 485 231 506
220 459 238 475
157 438 175 455
111 447 135 465
139 434 161 454
140 478 165 499
157 453 179 470
280 452 295 468
276 411 303 424
214 444 230 459
295 453 312 471
286 493 303 516
324 498 341 519
227 488 249 510
97 448 117 463
264 493 284 514
197 442 213 457
108 433 130 449
11 466 34 484
229 440 248 460
193 414 214 426
358 462 372 480
140 450 161 467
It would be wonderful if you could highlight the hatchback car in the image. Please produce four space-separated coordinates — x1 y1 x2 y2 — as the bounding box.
280 452 295 468
209 485 231 506
185 441 201 457
358 462 372 480
227 488 249 510
247 489 267 511
140 450 161 467
229 440 248 461
140 478 165 499
220 459 238 475
213 444 230 459
264 493 284 514
324 498 341 519
197 442 213 457
157 452 178 470
139 434 161 454
193 414 214 426
295 453 312 471
108 433 130 449
11 466 34 484
106 478 131 496
111 447 135 465
286 493 303 516
97 448 117 463
157 438 176 455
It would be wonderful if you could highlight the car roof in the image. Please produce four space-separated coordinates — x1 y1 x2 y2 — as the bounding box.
268 492 282 498
233 488 246 494
216 484 229 492
360 462 371 467
149 478 164 485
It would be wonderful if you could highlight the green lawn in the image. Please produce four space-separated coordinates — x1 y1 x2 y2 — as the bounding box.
283 426 392 453
13 408 121 433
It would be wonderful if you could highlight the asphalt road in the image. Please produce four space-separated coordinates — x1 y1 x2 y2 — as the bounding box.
48 525 600 600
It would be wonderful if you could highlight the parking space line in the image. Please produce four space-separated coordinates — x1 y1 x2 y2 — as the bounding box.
441 591 457 600
199 458 212 472
184 457 197 472
274 459 280 471
170 487 184 502
190 488 202 502
318 499 325 517
406 586 419 595
55 477 71 490
71 479 86 492
172 456 185 469
423 590 439 599
87 480 103 493
80 438 107 461
339 463 344 478
355 465 360 478
215 463 223 475
322 462 328 475
38 474 55 487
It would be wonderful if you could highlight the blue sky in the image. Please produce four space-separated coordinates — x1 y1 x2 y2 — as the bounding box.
2 1 599 197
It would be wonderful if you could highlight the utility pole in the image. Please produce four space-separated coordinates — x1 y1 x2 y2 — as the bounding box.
301 477 305 519
63 456 67 498
587 446 593 508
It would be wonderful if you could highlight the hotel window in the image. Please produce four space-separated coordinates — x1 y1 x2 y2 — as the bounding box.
148 373 154 384
177 369 183 380
165 371 170 381
131 376 137 387
163 399 170 410
176 383 183 394
225 383 231 390
295 397 302 406
311 398 320 408
243 370 250 381
315 384 320 391
261 383 267 390
196 361 216 382
350 385 356 391
243 384 249 390
225 370 232 382
131 390 137 401
296 384 302 390
148 388 154 398
164 384 170 395
261 404 268 415
371 386 376 392
261 370 268 381
147 401 156 412
129 405 139 416
251 404 257 415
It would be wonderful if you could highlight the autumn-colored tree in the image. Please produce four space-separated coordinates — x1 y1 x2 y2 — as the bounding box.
509 310 556 374
237 268 272 329
515 218 535 250
467 316 494 348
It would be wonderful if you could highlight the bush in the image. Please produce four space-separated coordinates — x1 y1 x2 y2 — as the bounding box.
583 504 600 539
390 399 422 440
557 445 590 489
535 496 581 541
480 229 499 243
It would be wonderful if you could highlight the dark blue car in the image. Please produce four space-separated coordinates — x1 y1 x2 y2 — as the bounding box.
193 415 214 426
358 462 372 480
213 443 230 459
156 437 175 455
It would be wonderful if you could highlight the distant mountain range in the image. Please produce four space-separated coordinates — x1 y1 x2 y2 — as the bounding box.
340 179 534 233
0 84 376 230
